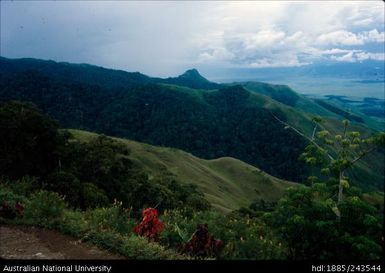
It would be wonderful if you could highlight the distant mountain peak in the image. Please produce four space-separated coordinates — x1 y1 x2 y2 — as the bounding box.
179 68 205 79
156 68 221 89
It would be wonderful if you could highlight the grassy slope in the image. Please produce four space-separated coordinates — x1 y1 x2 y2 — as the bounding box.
68 129 296 212
133 84 384 191
238 82 384 191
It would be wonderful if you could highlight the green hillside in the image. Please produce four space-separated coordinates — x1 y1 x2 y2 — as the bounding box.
0 57 220 90
0 57 383 190
0 66 309 182
69 129 296 212
158 69 221 89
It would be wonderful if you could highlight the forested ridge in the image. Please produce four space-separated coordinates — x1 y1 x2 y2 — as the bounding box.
0 57 383 189
0 58 308 182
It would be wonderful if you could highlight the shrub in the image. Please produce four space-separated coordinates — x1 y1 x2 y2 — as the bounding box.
86 206 120 232
85 202 135 234
0 185 28 208
183 223 223 258
1 176 40 197
46 171 81 207
0 185 28 221
24 190 66 228
81 183 109 209
133 208 165 242
87 230 184 259
160 209 285 259
121 234 184 259
58 209 89 237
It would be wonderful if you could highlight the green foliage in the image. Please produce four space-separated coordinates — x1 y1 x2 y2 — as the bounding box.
1 101 213 212
0 184 28 209
46 171 81 207
59 209 89 237
1 185 184 259
0 176 39 197
158 69 221 90
241 81 300 106
0 101 65 180
152 178 211 212
85 203 135 235
0 65 309 182
314 100 364 123
59 134 210 211
0 58 382 189
300 119 384 192
249 199 277 213
0 58 383 260
267 184 383 260
25 190 67 228
160 209 285 259
87 231 184 259
266 185 337 259
80 183 109 209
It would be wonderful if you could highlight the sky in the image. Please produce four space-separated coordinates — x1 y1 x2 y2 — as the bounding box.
1 1 384 78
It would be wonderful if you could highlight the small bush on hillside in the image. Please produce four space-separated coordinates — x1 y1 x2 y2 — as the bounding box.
86 230 184 259
183 223 223 258
0 185 28 208
85 202 135 234
46 171 81 207
81 183 110 209
1 176 40 197
25 190 66 228
0 184 28 220
59 209 89 237
160 209 285 259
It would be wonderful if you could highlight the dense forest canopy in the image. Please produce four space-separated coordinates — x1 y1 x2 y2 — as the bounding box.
0 101 210 212
0 58 308 182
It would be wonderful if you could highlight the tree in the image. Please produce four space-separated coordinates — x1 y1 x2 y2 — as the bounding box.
267 183 383 260
272 113 384 220
299 119 384 220
0 101 65 180
267 115 384 259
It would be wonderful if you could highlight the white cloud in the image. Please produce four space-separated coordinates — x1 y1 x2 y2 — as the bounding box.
1 1 384 72
198 47 234 63
330 52 356 62
242 30 286 50
249 56 310 68
355 52 385 61
317 30 364 46
319 48 360 55
331 51 385 62
192 2 384 68
363 29 385 43
353 18 373 27
316 29 384 46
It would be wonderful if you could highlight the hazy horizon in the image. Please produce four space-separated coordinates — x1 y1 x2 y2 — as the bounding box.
1 1 384 98
1 2 384 72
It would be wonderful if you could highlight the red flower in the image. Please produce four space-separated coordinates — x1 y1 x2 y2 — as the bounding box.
133 208 165 241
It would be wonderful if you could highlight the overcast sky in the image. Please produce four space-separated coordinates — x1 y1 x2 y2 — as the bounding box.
1 1 384 77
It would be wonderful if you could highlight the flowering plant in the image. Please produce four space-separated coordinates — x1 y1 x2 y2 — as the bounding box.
133 208 165 241
183 223 223 257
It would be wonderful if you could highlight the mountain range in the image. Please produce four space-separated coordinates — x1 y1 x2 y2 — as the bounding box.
0 57 383 192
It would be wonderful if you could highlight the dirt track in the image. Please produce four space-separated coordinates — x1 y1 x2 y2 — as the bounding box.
0 225 124 259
